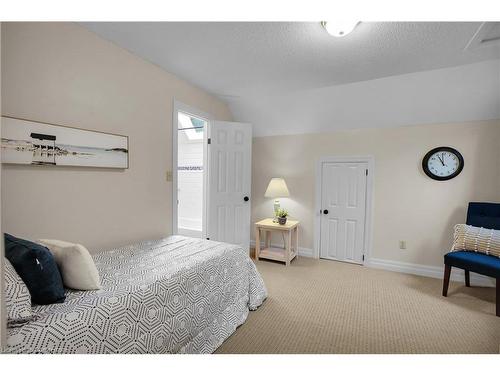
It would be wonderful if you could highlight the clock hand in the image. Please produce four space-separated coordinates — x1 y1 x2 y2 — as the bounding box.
437 154 445 166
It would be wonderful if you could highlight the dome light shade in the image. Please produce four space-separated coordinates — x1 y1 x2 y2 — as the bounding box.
321 21 359 37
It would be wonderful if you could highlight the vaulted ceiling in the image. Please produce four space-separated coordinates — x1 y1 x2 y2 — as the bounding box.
81 22 500 136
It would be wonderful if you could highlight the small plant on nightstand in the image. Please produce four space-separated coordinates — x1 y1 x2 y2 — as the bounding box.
276 208 288 225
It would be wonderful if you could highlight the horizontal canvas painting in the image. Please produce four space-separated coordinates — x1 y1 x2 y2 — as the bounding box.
1 117 128 168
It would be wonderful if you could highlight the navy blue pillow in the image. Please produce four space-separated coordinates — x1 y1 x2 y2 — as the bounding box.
4 233 66 305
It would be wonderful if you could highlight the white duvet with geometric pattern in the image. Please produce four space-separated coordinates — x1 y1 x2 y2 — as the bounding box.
4 236 267 354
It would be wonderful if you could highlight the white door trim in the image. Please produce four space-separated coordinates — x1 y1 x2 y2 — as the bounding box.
171 99 213 237
314 155 375 264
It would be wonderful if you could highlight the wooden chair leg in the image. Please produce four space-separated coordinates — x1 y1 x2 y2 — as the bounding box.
496 278 499 317
465 270 470 287
442 264 451 297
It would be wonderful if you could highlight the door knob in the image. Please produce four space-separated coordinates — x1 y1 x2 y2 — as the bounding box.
323 209 329 214
243 196 249 202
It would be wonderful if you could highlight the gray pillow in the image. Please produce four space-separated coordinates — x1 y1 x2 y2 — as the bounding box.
5 258 33 326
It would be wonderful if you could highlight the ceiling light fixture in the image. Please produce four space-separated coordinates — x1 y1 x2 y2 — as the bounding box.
321 21 360 37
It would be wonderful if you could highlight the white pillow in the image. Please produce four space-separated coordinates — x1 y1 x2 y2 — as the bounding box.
4 258 33 326
38 239 101 290
452 224 500 258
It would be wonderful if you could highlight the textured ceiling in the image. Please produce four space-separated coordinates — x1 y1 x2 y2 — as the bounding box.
80 22 500 136
82 22 500 98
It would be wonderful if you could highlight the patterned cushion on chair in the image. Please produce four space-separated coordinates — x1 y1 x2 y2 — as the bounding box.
5 258 33 326
452 224 500 258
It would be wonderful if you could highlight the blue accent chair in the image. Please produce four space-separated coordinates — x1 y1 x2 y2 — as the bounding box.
442 202 500 317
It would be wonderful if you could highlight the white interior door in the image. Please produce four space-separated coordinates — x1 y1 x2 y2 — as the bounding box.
207 121 252 250
320 162 367 264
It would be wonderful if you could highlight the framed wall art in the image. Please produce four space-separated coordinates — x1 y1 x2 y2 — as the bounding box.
1 116 129 169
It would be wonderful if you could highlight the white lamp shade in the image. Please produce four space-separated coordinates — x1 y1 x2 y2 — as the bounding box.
264 178 290 198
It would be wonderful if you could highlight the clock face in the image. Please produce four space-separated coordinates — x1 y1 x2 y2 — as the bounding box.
422 147 464 181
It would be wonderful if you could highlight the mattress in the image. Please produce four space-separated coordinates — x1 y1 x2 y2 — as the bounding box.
5 235 267 353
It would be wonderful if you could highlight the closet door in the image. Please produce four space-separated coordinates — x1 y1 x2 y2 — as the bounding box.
207 121 252 250
319 162 368 264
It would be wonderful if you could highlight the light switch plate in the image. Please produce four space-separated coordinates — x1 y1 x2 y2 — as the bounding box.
166 171 173 182
399 240 407 250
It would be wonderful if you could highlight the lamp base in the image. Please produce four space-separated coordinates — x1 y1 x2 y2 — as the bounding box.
273 199 280 222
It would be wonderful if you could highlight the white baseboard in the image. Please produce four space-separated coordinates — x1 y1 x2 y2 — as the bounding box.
298 247 314 258
250 240 314 258
368 257 495 287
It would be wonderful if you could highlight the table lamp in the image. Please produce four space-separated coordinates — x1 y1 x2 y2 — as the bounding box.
264 177 290 220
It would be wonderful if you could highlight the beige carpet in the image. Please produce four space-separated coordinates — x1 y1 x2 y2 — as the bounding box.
216 257 499 354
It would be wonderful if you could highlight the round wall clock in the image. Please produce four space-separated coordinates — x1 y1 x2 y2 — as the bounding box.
422 147 464 181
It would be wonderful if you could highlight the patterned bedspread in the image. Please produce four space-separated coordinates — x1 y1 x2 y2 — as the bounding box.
5 236 267 353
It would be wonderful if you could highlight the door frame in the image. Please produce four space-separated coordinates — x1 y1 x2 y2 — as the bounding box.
314 156 375 264
171 99 213 238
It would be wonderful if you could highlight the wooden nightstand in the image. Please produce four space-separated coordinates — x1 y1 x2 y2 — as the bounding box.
255 218 299 266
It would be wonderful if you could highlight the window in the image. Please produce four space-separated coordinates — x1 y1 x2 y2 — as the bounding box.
178 112 204 140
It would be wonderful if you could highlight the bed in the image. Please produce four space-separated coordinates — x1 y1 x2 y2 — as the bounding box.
5 235 267 354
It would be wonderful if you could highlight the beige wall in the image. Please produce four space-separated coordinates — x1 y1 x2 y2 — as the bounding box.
251 120 500 267
1 22 232 251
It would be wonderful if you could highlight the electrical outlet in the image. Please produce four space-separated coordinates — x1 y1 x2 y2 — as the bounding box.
399 240 407 250
166 171 173 182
